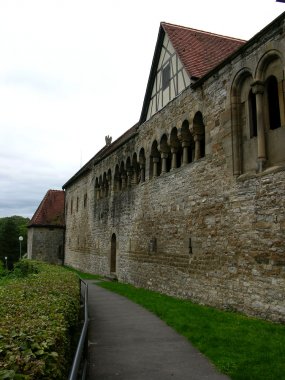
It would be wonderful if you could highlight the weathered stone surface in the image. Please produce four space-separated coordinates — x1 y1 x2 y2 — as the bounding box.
64 15 285 323
28 227 64 265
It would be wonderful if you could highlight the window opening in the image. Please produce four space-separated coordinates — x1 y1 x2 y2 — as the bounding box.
267 76 281 130
248 90 257 137
162 63 170 91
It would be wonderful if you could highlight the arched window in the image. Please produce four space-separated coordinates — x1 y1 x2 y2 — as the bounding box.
231 70 257 175
120 161 126 190
193 112 205 159
107 169 112 194
266 75 281 130
99 175 103 198
170 127 182 169
126 157 132 187
180 120 194 165
150 140 161 178
114 165 121 192
132 153 139 185
103 172 108 197
248 89 257 138
159 134 171 173
139 148 146 182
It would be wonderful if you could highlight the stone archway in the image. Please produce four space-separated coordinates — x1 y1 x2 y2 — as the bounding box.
110 233 116 273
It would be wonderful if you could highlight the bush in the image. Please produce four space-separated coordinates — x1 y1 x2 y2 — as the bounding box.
0 261 80 379
12 259 39 278
0 261 8 279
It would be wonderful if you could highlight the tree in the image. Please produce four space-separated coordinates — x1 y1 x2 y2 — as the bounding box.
0 216 30 269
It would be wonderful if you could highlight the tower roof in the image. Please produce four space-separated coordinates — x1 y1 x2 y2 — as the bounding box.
29 190 65 228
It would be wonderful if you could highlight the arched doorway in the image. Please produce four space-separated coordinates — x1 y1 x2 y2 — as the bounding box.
110 233 116 273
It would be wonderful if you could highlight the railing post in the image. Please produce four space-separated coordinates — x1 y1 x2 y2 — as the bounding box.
68 279 89 380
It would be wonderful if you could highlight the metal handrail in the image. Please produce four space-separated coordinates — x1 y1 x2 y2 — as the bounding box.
68 279 89 380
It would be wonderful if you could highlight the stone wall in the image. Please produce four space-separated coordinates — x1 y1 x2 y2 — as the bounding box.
28 227 64 265
64 16 285 322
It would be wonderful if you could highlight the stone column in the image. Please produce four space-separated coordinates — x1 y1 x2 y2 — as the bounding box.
153 157 159 177
100 185 103 198
112 177 117 192
182 141 189 166
121 174 127 190
127 170 132 187
171 148 177 170
96 187 100 200
161 152 168 174
252 81 266 172
109 177 114 195
140 164 145 182
107 174 112 195
194 135 201 161
106 181 110 197
132 169 138 185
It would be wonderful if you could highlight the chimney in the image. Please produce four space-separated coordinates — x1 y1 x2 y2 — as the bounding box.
105 135 112 146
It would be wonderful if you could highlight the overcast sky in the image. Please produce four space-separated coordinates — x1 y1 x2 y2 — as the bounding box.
0 0 284 218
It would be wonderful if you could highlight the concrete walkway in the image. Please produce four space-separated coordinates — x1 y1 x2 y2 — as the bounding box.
86 280 230 380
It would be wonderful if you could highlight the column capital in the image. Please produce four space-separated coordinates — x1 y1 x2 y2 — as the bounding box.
182 141 190 148
251 81 265 95
194 134 203 142
161 152 168 159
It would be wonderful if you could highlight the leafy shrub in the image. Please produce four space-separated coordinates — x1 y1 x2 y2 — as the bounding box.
0 261 7 279
0 261 80 379
12 259 39 278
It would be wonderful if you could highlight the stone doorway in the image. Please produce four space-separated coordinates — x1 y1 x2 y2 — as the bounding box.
110 233 116 273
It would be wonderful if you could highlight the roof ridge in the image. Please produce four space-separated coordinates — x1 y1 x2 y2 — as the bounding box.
48 189 63 193
29 189 65 227
31 190 50 225
161 21 246 43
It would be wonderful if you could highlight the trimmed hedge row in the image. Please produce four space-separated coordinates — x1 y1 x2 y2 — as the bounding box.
0 260 80 380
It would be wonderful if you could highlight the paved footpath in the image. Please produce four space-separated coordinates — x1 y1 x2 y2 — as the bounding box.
86 280 230 380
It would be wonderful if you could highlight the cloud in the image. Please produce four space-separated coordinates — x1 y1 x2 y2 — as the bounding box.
0 70 66 94
0 0 283 218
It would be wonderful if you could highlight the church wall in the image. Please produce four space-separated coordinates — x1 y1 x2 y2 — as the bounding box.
64 171 104 272
64 18 285 322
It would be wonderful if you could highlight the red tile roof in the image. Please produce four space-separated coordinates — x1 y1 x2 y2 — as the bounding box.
29 190 65 227
162 22 246 79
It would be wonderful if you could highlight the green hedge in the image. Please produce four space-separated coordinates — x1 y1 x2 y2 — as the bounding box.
0 260 80 380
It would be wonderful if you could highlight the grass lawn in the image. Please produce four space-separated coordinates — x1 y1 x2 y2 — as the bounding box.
66 268 285 380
